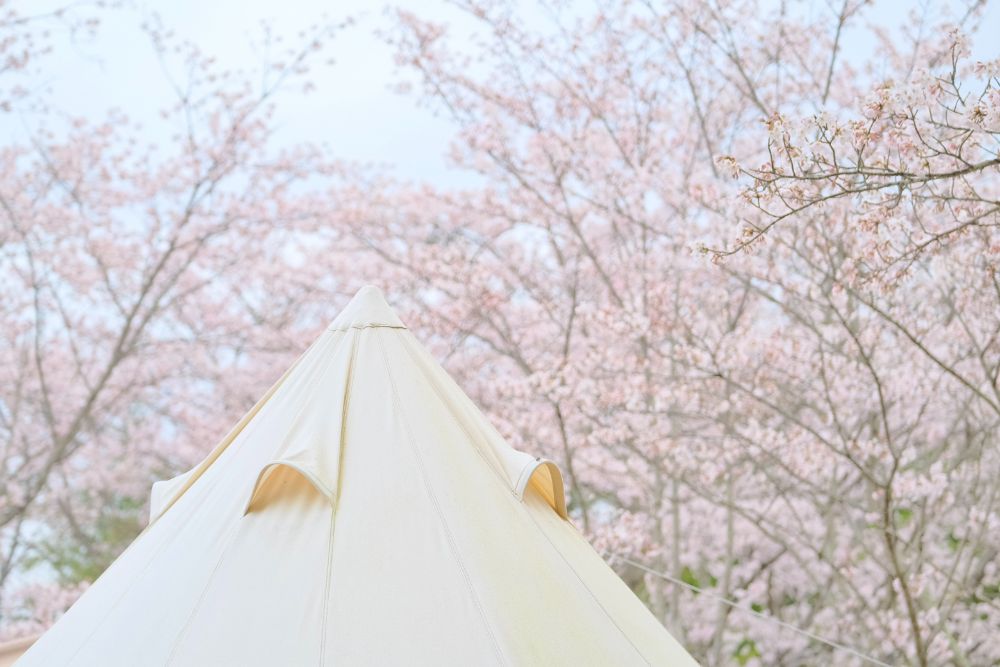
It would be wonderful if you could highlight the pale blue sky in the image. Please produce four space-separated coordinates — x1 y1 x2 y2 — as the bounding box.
5 0 999 187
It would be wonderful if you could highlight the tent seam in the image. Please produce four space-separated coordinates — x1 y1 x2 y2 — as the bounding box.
376 330 508 667
318 503 336 665
149 333 324 525
162 521 244 667
395 333 514 494
397 333 566 518
161 332 347 665
58 334 318 667
404 340 647 661
523 508 652 666
62 483 244 666
319 328 359 665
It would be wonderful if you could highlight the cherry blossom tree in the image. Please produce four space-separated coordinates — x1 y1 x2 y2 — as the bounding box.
322 1 997 664
3 1 1000 665
0 4 352 637
711 27 1000 282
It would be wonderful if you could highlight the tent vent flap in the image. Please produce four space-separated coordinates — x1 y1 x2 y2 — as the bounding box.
513 456 567 519
244 458 336 514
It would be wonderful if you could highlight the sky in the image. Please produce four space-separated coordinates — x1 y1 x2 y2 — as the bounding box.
4 0 999 189
4 0 512 188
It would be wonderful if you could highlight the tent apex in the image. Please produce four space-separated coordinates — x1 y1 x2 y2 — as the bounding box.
329 285 406 331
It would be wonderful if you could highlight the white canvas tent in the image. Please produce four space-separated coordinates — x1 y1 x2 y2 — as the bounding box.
17 286 698 666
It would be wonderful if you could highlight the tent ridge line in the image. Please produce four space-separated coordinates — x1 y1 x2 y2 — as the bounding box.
164 332 350 664
57 336 337 665
162 520 244 667
396 333 567 519
241 331 350 514
319 327 360 664
522 511 652 666
375 329 510 667
395 332 515 493
150 331 330 526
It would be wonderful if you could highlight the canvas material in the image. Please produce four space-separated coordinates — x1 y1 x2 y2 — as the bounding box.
17 286 698 667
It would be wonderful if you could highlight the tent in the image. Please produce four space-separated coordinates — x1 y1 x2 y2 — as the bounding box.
17 286 698 666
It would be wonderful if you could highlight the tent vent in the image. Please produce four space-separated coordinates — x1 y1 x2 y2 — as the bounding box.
514 458 568 519
244 460 336 514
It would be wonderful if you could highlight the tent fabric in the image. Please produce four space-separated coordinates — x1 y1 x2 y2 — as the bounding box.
16 285 698 666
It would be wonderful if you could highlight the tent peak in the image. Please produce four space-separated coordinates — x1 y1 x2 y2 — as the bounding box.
328 285 406 331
